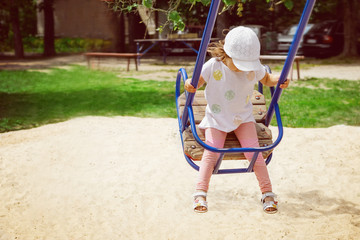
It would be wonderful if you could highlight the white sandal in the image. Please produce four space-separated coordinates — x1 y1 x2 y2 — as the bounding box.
193 191 208 213
261 192 278 214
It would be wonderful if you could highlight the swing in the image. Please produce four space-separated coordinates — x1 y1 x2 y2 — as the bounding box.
175 0 316 174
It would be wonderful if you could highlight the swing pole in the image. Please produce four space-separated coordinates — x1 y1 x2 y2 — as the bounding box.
180 0 221 132
265 0 316 126
176 0 316 174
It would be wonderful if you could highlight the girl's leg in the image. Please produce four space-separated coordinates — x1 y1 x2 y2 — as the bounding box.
234 122 272 193
196 128 227 191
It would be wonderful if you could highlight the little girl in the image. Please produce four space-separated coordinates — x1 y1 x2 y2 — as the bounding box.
185 26 289 214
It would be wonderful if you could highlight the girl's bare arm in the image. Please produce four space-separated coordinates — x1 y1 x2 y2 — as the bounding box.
260 72 290 89
184 75 206 93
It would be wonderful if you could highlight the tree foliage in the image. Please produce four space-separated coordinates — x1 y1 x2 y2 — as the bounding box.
103 0 295 32
2 0 358 57
104 0 358 57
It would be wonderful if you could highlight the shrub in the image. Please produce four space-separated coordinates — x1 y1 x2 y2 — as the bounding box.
4 37 112 54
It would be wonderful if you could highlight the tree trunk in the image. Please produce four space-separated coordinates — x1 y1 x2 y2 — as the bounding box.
341 0 358 57
113 13 125 52
215 2 228 39
9 2 24 58
127 13 146 52
43 0 56 56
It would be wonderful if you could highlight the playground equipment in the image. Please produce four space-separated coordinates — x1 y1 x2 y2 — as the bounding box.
175 0 316 174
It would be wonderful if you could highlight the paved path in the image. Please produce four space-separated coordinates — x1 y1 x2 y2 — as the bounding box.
298 64 360 81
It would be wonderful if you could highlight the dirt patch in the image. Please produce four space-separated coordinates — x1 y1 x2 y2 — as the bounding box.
1 54 359 81
0 54 86 70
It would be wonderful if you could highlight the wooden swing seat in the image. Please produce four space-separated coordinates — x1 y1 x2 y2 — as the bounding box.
178 90 273 161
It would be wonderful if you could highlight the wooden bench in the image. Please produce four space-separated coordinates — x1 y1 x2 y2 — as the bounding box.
178 90 273 161
260 55 304 80
84 52 143 71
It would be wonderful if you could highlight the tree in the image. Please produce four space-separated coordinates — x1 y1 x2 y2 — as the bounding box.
0 0 37 58
104 0 294 33
0 0 26 58
39 0 56 56
106 0 359 57
112 12 126 52
341 0 358 57
9 0 24 58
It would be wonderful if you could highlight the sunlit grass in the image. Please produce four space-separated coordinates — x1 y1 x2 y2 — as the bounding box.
0 66 176 132
0 65 359 132
263 77 360 127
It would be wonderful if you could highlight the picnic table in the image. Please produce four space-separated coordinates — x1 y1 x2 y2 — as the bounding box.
134 38 219 64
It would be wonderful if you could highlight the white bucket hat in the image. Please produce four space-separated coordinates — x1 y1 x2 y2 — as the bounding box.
223 26 262 71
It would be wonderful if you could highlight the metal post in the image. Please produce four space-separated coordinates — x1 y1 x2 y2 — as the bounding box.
265 0 316 126
180 0 221 132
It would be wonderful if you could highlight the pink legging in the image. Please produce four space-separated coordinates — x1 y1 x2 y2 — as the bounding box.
196 122 272 193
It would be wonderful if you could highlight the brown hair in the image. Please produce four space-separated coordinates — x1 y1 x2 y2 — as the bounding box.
207 29 230 61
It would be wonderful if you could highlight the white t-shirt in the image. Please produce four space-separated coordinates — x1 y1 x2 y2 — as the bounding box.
198 58 266 132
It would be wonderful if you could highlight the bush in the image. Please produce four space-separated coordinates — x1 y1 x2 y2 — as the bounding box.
7 37 112 54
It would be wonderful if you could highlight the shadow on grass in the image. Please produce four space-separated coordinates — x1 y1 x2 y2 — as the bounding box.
0 88 176 132
1 65 359 132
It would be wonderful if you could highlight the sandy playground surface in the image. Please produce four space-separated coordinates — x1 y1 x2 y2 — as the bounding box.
0 117 359 239
0 54 360 239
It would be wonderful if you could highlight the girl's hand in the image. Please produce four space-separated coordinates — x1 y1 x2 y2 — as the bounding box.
279 78 290 89
270 75 290 89
260 73 290 89
185 78 197 93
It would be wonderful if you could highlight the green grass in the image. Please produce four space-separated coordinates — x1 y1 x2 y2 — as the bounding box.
0 66 359 132
1 37 112 53
262 77 360 127
0 66 176 132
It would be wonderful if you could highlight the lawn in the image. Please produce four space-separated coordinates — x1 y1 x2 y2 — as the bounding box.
0 66 175 132
263 77 360 127
0 65 359 132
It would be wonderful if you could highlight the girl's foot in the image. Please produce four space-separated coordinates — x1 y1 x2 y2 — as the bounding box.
193 191 208 213
261 192 278 214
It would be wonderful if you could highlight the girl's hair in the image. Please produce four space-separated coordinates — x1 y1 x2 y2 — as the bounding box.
207 29 230 61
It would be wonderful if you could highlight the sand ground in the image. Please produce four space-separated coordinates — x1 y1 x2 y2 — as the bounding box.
0 117 359 239
0 54 359 239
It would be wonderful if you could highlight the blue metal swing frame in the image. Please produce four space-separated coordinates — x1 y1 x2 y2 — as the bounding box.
175 0 316 174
